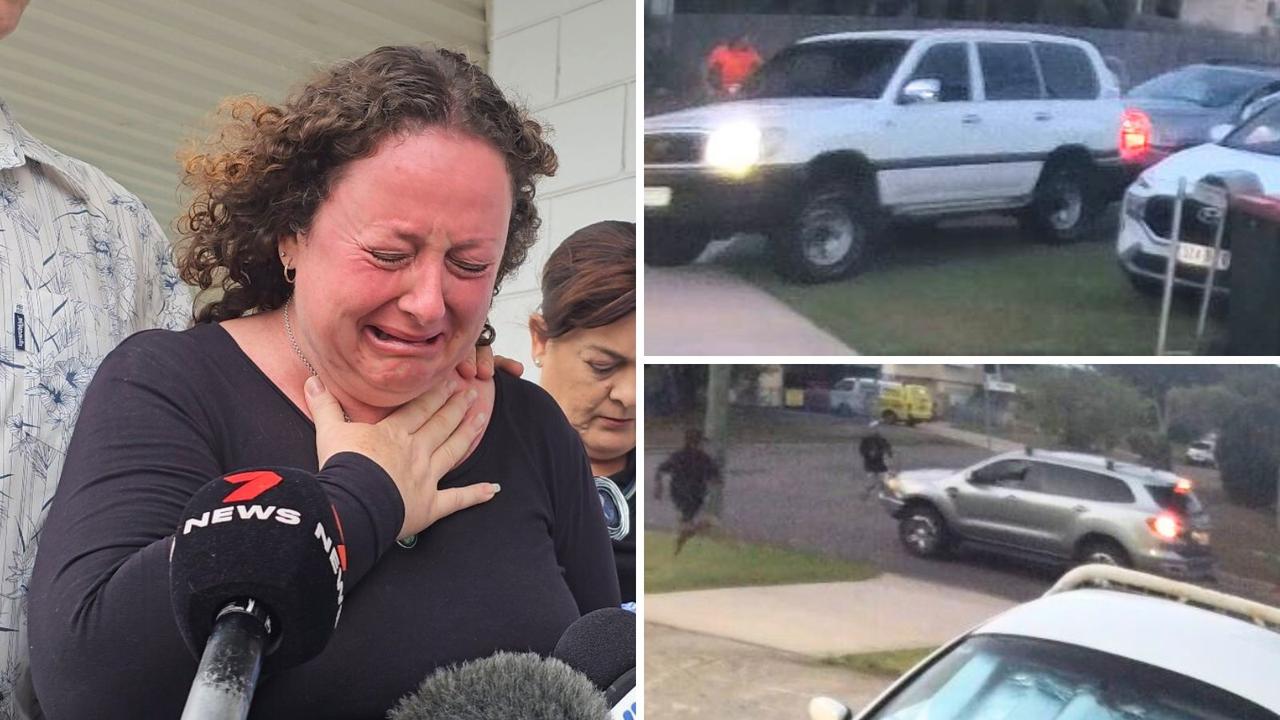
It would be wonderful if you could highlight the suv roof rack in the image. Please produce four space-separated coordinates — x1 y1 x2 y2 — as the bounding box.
1048 565 1280 632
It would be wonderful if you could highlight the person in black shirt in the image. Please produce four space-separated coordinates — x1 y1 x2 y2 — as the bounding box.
530 221 636 604
858 421 894 501
655 429 722 555
27 46 617 720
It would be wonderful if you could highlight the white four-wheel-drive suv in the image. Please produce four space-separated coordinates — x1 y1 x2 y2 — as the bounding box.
644 29 1143 282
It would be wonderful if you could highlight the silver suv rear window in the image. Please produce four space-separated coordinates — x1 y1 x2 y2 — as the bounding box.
1147 484 1205 515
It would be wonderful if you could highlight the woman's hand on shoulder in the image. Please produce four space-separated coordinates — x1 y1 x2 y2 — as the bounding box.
454 344 523 381
304 376 499 540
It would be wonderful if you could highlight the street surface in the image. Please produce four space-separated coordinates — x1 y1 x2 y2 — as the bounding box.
646 419 1278 603
646 432 1060 601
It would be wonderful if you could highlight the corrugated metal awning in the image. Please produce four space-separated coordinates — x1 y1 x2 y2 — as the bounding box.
0 0 487 234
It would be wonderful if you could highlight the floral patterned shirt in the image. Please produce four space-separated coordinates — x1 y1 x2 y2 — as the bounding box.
0 98 190 707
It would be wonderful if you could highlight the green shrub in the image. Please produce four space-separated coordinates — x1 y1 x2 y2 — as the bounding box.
1127 430 1172 470
1217 400 1280 507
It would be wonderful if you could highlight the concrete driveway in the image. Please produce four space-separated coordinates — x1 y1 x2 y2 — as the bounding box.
645 237 854 356
645 622 888 720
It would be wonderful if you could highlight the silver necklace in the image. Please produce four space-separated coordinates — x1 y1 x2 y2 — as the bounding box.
286 298 416 548
284 297 349 422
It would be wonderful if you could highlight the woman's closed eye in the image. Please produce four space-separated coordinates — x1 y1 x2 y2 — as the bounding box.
587 359 619 376
449 255 491 276
370 250 413 267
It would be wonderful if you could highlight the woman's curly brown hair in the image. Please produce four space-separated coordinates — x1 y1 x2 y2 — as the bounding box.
177 45 558 323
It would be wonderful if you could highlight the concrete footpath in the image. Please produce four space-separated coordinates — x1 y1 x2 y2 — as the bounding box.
645 266 854 356
646 574 1015 657
914 421 1024 454
645 575 1016 720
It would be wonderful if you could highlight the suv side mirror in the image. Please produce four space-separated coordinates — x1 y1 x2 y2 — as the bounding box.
809 696 854 720
1209 123 1233 143
901 78 942 104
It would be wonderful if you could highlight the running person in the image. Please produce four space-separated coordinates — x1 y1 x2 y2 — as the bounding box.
655 428 721 555
858 421 893 501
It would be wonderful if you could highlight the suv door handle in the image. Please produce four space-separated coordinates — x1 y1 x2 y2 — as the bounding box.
962 114 981 125
1034 111 1052 121
1073 505 1088 513
1003 494 1019 501
945 487 959 498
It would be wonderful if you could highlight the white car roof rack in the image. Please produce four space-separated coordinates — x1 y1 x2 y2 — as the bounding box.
1048 564 1280 632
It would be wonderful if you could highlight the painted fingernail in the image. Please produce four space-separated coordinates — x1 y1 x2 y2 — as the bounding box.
446 379 457 393
305 376 324 396
472 412 487 426
490 483 501 494
466 389 478 402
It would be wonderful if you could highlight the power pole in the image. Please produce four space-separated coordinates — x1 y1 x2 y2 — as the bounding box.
704 365 732 519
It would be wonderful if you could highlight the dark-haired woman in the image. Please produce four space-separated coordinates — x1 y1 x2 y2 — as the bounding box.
529 221 636 603
28 46 617 719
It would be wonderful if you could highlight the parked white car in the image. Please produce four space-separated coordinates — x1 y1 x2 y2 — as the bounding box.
810 565 1280 719
1186 438 1217 466
645 29 1140 282
829 377 898 416
1117 98 1280 296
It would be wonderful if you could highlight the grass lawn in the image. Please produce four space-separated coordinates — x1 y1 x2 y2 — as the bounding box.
647 405 967 448
724 226 1227 355
821 648 936 678
645 530 879 593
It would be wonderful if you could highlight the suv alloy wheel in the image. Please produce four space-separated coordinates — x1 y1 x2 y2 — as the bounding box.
899 505 949 558
775 183 876 282
1024 160 1096 242
1077 537 1132 568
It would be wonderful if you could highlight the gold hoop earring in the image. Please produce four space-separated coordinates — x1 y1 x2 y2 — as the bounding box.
476 322 495 347
283 264 296 284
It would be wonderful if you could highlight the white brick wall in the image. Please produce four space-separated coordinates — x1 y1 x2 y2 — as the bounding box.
487 0 636 377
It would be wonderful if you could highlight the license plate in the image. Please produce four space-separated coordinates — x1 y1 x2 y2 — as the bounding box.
1191 530 1210 545
1176 243 1230 270
644 186 672 208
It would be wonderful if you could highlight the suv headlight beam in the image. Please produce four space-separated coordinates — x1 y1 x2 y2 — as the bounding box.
705 122 763 176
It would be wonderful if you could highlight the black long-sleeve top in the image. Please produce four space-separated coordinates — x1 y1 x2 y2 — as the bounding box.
28 323 619 719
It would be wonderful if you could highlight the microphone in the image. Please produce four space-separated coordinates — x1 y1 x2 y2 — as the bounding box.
169 467 348 718
386 651 610 720
553 608 638 717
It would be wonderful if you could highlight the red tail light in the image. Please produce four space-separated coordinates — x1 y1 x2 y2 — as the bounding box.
1147 513 1182 541
1174 477 1194 495
1120 108 1152 162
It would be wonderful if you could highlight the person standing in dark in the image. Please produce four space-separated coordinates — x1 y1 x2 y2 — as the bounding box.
655 428 722 555
858 421 894 501
705 34 762 99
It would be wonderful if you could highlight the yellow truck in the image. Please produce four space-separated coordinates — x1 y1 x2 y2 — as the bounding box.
876 384 934 425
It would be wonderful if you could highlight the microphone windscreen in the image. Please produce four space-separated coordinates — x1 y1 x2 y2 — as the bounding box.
552 608 637 692
169 467 346 671
388 652 609 720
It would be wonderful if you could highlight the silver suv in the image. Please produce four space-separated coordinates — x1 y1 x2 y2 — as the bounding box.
879 448 1213 578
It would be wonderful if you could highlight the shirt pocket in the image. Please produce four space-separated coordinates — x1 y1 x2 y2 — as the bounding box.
8 288 89 435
